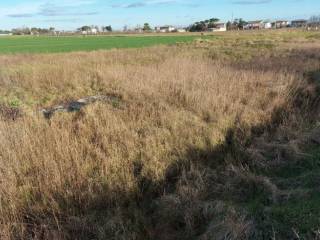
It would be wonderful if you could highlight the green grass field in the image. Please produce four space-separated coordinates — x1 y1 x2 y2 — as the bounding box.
0 35 205 54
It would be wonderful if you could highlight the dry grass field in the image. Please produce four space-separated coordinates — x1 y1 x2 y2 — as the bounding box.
0 29 320 239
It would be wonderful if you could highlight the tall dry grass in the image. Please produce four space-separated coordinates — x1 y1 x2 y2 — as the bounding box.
0 31 320 239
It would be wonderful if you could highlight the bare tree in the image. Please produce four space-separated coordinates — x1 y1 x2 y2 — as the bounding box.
309 15 320 27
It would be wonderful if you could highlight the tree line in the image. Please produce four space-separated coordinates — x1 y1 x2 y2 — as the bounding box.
187 17 248 32
78 25 113 32
188 15 320 32
2 14 320 35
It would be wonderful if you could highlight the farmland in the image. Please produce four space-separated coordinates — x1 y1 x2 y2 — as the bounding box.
0 29 320 240
0 34 205 54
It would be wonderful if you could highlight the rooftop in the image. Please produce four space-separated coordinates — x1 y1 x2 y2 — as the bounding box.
247 20 263 24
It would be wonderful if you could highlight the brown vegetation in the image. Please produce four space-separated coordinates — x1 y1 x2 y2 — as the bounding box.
0 30 320 239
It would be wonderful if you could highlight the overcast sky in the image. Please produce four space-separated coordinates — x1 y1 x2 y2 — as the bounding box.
0 0 319 30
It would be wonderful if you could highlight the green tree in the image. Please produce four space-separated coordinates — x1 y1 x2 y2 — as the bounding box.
233 18 247 30
189 22 207 32
103 25 112 32
189 18 220 32
106 25 112 32
209 18 220 23
226 21 232 30
208 18 220 28
79 26 91 31
143 23 152 31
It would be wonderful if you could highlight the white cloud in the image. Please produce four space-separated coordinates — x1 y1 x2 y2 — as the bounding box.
1 0 97 18
112 0 196 8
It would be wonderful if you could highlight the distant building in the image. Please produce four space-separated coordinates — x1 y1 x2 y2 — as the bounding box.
155 26 176 33
177 28 187 33
272 20 289 29
208 23 227 32
30 31 39 36
81 27 98 35
91 28 98 34
134 27 143 33
263 21 272 29
291 19 308 28
244 20 264 30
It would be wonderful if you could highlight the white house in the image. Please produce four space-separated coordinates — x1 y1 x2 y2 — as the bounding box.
91 28 98 34
263 21 272 29
81 27 98 35
272 20 289 29
156 26 176 33
134 27 143 33
244 20 264 30
177 28 186 33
